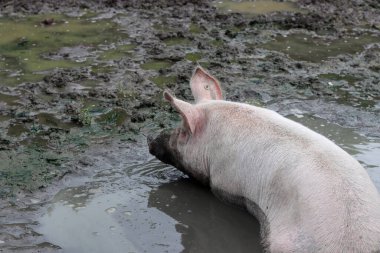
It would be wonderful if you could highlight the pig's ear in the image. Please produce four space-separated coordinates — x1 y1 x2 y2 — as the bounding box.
164 91 200 134
190 66 223 103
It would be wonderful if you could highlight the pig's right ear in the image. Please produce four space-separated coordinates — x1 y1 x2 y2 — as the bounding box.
164 91 201 134
190 66 223 103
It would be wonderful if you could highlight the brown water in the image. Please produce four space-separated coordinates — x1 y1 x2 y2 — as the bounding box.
37 159 263 253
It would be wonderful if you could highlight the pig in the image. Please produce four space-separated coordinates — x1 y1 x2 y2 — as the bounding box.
147 66 380 252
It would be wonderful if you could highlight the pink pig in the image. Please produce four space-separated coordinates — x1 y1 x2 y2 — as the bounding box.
148 67 380 252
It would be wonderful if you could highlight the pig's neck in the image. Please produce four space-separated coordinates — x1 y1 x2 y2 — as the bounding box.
206 129 279 219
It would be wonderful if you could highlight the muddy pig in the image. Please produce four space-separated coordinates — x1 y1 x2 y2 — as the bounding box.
147 67 380 252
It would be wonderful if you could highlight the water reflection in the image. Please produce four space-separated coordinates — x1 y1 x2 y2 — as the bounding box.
38 192 140 253
148 178 263 253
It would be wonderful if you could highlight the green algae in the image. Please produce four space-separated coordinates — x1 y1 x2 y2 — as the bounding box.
96 108 128 126
0 147 70 198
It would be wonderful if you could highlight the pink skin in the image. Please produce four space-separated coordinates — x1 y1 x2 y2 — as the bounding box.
148 67 380 252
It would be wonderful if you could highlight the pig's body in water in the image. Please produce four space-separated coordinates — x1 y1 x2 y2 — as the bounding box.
148 67 380 252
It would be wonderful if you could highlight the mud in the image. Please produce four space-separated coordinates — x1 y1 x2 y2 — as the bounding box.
0 0 379 252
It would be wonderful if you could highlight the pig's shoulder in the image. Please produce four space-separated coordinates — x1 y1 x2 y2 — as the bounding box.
198 100 334 147
197 100 297 128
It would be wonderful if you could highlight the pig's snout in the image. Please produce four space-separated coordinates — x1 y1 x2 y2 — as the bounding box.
147 129 174 164
147 132 161 158
147 133 155 151
147 129 188 175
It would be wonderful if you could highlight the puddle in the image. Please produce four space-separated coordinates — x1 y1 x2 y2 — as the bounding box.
0 114 11 122
140 60 173 71
37 159 263 253
0 93 20 106
8 122 29 137
185 52 203 62
261 33 380 62
318 73 360 85
0 71 44 86
0 13 128 86
37 113 77 130
38 191 140 253
215 0 301 15
189 24 204 34
149 75 177 88
98 43 136 61
163 37 192 47
90 64 116 75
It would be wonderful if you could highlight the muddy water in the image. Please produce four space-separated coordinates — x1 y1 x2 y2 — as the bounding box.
35 114 380 252
36 159 263 253
261 33 380 62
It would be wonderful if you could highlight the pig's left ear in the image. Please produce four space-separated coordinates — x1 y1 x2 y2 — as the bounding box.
164 91 201 134
190 66 223 103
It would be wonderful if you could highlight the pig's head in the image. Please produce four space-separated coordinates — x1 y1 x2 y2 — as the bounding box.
147 67 223 185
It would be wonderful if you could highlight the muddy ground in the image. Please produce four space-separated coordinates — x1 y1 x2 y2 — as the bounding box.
0 0 379 252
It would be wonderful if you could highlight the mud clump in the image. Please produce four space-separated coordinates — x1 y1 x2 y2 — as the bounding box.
43 68 90 88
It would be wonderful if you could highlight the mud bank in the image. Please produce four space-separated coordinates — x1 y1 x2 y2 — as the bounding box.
0 0 379 252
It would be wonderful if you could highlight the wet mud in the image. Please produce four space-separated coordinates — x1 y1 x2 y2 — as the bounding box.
0 0 379 252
